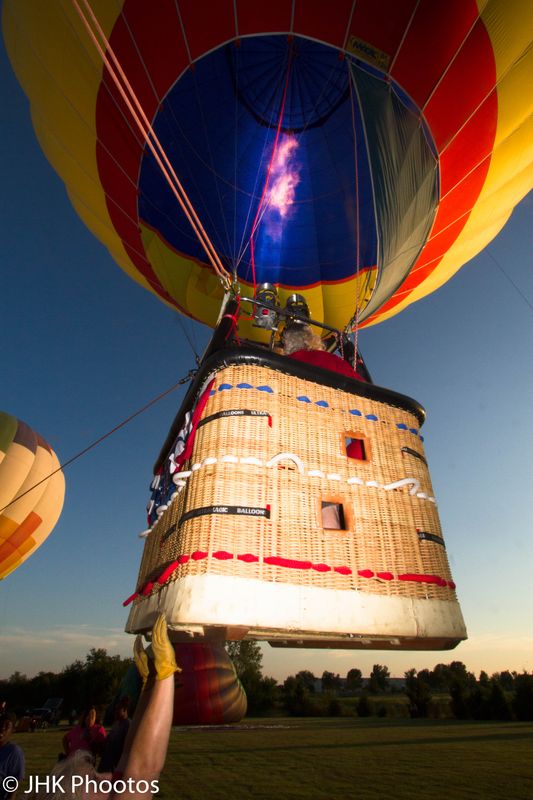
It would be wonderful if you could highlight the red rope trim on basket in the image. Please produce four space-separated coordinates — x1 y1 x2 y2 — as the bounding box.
123 553 456 605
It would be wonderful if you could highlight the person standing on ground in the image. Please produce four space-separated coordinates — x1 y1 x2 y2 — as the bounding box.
0 713 24 800
25 614 179 799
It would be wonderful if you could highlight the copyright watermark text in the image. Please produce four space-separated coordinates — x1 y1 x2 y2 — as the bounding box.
2 775 159 795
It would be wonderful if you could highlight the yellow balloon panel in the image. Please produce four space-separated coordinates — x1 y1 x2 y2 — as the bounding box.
0 413 65 580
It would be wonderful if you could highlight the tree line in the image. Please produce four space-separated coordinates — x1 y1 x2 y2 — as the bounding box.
2 643 532 723
0 648 131 719
228 644 533 721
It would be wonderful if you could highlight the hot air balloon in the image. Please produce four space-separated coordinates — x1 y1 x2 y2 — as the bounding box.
3 1 532 647
3 0 531 337
0 411 65 580
115 642 246 726
172 642 247 725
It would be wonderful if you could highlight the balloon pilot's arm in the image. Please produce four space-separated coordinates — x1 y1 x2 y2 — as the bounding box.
114 615 180 796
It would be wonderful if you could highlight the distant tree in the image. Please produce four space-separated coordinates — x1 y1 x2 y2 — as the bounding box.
250 676 278 714
30 671 62 710
492 671 515 692
225 641 277 714
488 680 512 720
513 672 533 721
327 696 342 716
450 680 470 719
321 671 342 694
60 660 85 715
0 673 30 714
368 664 390 694
295 671 316 692
356 692 372 717
404 668 431 718
430 663 449 692
81 649 130 710
346 668 363 693
478 670 490 688
226 641 263 683
431 661 476 697
448 661 477 689
283 674 319 716
8 672 28 684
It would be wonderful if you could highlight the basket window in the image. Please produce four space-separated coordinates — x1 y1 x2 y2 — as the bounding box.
344 434 367 461
321 501 346 531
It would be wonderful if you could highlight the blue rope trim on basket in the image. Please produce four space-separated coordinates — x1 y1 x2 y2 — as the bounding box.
209 383 424 440
396 423 424 441
216 382 275 393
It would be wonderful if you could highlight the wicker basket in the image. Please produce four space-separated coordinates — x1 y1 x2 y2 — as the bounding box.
126 350 466 650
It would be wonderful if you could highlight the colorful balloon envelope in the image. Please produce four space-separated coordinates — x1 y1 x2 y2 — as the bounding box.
117 642 247 725
0 411 65 580
3 1 532 339
172 642 247 725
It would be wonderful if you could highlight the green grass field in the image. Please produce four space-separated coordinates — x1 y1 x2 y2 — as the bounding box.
14 718 533 800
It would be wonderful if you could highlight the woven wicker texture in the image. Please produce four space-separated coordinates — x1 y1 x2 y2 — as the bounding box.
134 363 457 607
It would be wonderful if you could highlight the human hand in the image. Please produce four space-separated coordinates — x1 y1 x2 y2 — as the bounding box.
150 614 181 681
133 634 150 688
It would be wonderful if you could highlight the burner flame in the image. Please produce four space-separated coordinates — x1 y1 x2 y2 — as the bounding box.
264 135 301 240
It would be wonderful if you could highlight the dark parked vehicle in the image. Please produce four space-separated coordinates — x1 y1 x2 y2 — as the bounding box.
30 699 63 727
31 708 53 727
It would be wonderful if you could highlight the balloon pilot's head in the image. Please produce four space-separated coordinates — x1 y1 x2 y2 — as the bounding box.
279 293 326 353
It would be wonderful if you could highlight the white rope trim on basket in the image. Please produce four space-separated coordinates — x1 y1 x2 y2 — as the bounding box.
241 456 264 466
266 452 305 474
382 478 421 496
168 460 435 500
172 470 191 483
155 456 437 522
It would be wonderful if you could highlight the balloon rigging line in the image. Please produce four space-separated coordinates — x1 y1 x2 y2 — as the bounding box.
341 0 357 52
486 248 533 313
74 0 227 282
118 1 224 269
0 372 198 517
54 2 217 301
72 0 231 289
9 5 169 283
248 46 295 296
439 39 532 160
233 40 239 275
37 7 208 313
173 0 193 66
387 0 420 75
80 2 232 268
234 46 350 275
234 57 294 273
422 9 484 114
348 61 381 315
189 61 235 265
347 61 362 358
174 313 201 362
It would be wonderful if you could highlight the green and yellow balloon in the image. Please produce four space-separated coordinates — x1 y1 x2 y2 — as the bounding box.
0 411 65 580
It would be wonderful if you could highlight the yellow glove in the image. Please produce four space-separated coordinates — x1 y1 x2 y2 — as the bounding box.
133 634 150 688
150 614 181 681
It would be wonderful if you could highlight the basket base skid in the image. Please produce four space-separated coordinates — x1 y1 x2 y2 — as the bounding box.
126 574 466 650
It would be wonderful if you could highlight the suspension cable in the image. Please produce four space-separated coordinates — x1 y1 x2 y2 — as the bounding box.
72 0 231 288
0 371 197 516
246 44 295 295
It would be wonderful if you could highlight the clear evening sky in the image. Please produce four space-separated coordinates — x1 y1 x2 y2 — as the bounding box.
1 35 532 682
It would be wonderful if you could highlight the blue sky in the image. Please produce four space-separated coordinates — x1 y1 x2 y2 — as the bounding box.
1 36 532 683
